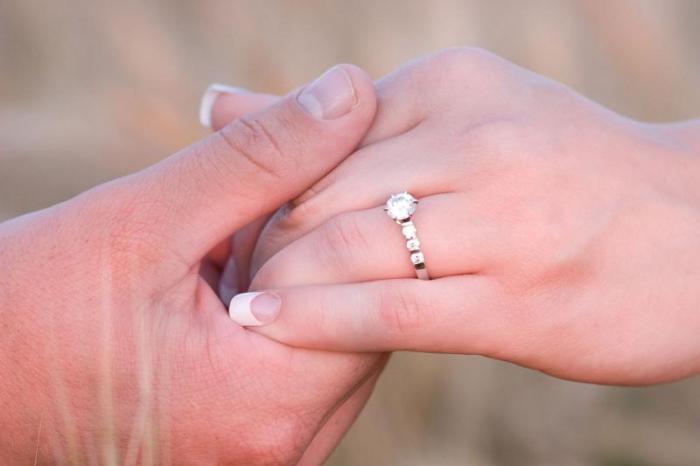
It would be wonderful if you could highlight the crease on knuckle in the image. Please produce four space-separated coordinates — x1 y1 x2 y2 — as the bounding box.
378 286 425 335
219 115 285 180
320 213 369 266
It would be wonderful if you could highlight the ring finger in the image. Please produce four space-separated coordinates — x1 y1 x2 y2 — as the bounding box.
250 193 505 290
250 126 479 275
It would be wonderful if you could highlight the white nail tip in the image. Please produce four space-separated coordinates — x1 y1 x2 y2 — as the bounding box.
198 83 247 128
229 292 265 326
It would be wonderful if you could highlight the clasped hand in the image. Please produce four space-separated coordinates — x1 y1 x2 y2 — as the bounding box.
2 48 699 465
215 48 700 386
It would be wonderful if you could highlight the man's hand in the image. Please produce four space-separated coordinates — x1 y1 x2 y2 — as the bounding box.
0 65 383 465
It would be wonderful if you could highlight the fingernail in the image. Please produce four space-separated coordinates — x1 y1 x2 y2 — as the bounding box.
229 291 281 326
199 83 248 128
297 65 357 120
218 257 239 304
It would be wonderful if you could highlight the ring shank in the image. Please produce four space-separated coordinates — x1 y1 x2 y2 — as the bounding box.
414 265 430 280
398 218 431 281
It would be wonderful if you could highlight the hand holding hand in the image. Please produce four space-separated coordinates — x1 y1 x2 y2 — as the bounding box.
233 49 700 386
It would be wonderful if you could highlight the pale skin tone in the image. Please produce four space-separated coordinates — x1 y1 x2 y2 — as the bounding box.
213 48 700 386
0 65 388 465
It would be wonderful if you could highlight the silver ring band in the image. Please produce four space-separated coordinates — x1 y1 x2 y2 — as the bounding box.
384 192 430 280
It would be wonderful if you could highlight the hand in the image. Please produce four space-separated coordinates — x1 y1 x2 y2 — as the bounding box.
231 48 700 386
0 65 384 465
198 83 389 465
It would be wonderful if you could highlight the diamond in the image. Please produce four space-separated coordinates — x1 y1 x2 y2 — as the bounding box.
406 238 421 251
410 252 425 265
401 222 417 239
385 192 418 222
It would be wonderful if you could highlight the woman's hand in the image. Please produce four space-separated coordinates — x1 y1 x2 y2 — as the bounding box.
0 65 384 465
232 48 700 386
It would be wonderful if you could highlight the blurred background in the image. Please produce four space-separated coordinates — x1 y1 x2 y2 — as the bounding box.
1 0 699 464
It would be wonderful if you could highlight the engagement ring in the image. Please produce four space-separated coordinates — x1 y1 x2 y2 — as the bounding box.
384 192 430 280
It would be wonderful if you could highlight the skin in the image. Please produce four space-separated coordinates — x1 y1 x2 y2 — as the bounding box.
214 48 700 386
0 65 386 465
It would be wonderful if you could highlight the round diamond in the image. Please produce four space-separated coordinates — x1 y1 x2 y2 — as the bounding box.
410 252 425 265
385 192 418 221
401 222 417 239
406 238 421 251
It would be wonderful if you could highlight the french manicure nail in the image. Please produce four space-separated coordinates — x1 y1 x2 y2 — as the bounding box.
229 291 281 326
199 83 248 128
297 65 357 120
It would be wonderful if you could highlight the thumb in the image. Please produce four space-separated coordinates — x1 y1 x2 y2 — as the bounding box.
110 64 376 266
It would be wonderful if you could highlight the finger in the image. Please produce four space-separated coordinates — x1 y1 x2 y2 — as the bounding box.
229 275 507 354
217 254 238 304
107 64 377 267
199 84 278 130
203 92 281 301
231 214 271 291
359 56 435 146
213 217 272 303
201 49 497 266
201 88 276 283
251 194 501 290
250 128 479 274
202 49 453 148
363 47 515 145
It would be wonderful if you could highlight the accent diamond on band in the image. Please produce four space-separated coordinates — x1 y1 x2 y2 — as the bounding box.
384 192 430 280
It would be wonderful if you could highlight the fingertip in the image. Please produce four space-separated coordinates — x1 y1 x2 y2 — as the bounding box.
229 291 281 327
199 83 248 128
334 63 377 119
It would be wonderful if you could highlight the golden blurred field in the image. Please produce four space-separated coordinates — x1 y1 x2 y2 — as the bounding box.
1 1 699 465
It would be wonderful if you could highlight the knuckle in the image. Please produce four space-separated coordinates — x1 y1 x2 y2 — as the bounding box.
429 46 503 80
471 119 526 147
218 113 290 179
408 47 513 108
438 46 496 64
319 213 370 264
529 79 585 117
377 286 427 335
448 118 529 168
